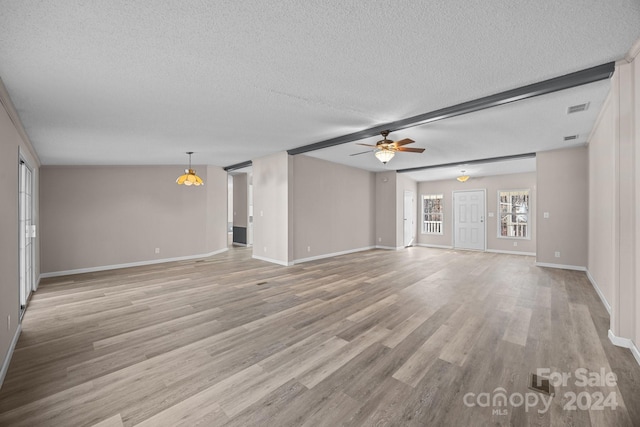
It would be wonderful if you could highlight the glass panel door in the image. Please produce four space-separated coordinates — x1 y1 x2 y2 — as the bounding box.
19 159 34 317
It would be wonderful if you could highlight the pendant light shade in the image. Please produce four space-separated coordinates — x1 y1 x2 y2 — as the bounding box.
456 170 470 182
375 149 395 164
176 152 204 186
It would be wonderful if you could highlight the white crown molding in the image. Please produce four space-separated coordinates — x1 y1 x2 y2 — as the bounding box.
0 78 41 166
624 37 640 63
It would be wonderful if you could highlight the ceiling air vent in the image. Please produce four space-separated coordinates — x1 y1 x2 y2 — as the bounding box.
567 102 589 114
563 134 579 141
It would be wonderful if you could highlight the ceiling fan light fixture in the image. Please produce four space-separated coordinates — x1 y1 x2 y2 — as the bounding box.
176 152 204 186
375 149 395 164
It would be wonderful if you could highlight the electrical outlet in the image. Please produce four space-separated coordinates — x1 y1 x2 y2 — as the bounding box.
544 212 550 219
378 237 382 242
263 246 267 253
513 241 518 247
555 251 560 258
488 212 494 218
307 246 311 252
7 315 10 330
155 248 160 254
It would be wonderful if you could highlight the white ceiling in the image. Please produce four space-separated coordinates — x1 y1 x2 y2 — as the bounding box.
307 78 611 177
0 1 639 176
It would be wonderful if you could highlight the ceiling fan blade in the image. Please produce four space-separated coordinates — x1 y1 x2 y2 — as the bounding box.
356 143 377 147
396 147 425 153
394 138 415 147
350 150 372 156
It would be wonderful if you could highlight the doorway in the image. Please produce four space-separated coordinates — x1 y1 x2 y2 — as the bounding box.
19 158 35 317
403 191 415 247
453 189 485 251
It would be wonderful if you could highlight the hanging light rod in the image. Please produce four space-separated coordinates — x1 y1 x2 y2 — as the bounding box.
282 62 614 157
176 151 204 186
397 152 536 174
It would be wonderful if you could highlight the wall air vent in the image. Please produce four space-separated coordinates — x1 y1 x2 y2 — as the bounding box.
563 134 579 141
567 103 589 114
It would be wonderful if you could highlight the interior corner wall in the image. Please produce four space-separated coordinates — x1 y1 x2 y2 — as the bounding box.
536 147 588 268
587 56 639 356
0 78 41 387
206 165 230 254
396 174 418 248
40 165 227 274
588 90 616 309
416 172 536 254
291 155 375 261
252 152 291 265
375 171 398 248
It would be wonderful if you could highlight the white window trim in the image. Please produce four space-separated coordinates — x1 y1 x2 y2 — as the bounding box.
421 194 444 235
497 189 531 240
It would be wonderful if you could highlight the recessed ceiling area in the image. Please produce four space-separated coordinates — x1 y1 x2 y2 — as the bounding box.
0 1 638 172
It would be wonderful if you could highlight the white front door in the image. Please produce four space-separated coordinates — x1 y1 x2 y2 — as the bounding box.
403 191 415 247
453 190 485 251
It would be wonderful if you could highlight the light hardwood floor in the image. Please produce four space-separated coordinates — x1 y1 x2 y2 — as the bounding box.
1 247 639 426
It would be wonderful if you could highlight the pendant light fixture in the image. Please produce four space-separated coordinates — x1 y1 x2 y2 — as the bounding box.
456 170 470 182
176 152 204 186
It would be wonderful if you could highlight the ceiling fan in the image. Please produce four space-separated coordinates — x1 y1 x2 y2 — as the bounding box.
351 130 425 164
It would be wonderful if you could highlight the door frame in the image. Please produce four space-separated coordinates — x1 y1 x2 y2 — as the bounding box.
452 188 487 251
18 154 35 318
403 190 415 247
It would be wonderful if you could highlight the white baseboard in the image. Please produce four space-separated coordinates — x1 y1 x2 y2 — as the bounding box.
40 248 229 278
586 270 612 315
252 254 292 267
486 249 536 256
535 262 587 271
0 324 22 390
375 245 404 251
416 244 454 250
294 246 376 264
608 330 640 367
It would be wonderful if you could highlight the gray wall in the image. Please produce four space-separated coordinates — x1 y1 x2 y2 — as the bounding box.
536 147 588 267
417 172 537 254
232 173 248 228
588 57 640 350
292 155 375 261
252 152 292 265
588 93 616 307
0 79 40 384
375 171 397 248
40 165 228 274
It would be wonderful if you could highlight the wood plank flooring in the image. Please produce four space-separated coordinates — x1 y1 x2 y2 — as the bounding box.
1 247 639 426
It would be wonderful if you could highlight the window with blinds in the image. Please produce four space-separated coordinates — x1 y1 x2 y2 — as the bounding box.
422 194 444 235
498 189 530 238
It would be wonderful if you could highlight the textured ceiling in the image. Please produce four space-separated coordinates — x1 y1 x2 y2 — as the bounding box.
0 1 639 173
